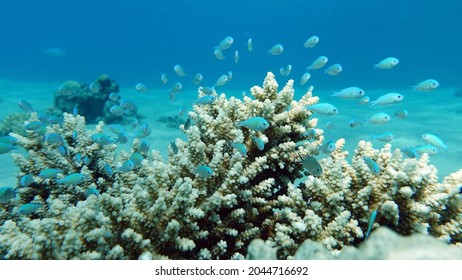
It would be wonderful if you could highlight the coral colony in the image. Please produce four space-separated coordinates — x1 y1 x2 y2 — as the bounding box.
1 73 461 259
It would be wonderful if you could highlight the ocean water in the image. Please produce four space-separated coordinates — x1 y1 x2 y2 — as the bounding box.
0 0 462 260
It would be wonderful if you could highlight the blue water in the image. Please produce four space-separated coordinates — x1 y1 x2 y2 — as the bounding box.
1 0 461 90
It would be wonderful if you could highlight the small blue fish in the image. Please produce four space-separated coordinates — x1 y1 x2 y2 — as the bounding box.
0 135 18 145
116 132 129 144
133 122 151 138
119 99 137 111
119 159 135 172
74 153 82 164
238 117 270 131
363 157 380 175
139 140 150 154
230 142 247 156
195 165 214 178
0 186 17 204
20 174 34 187
91 133 116 145
25 121 45 130
300 155 322 176
109 92 120 101
103 163 114 176
85 187 100 197
321 140 336 154
57 145 68 156
73 104 79 116
194 95 216 105
18 99 34 113
365 210 378 240
38 168 62 179
414 144 438 156
303 129 318 139
48 116 63 125
109 105 126 117
130 153 144 166
306 103 338 116
170 141 178 155
401 147 418 158
18 203 42 215
57 173 86 185
0 143 17 154
251 135 265 151
109 124 126 135
371 132 394 142
45 133 64 145
422 134 448 151
83 155 91 166
184 118 192 130
72 130 78 141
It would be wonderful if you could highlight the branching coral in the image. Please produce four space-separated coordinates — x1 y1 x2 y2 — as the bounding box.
1 72 461 259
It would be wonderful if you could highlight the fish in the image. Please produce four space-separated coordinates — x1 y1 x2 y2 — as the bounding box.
370 92 404 106
194 95 216 105
0 136 18 145
324 64 343 75
170 141 178 155
109 124 126 135
133 122 151 138
214 75 228 87
25 121 45 130
119 159 135 172
303 129 318 139
306 103 338 116
303 36 319 48
0 186 17 204
195 165 214 178
160 73 168 85
119 99 137 111
116 132 129 144
283 64 292 76
173 64 187 77
413 79 439 92
192 73 204 85
300 73 311 86
88 82 101 93
42 47 66 57
38 168 62 179
184 118 192 130
48 116 63 125
130 153 144 166
326 122 335 130
268 44 284 55
414 144 438 156
103 163 114 176
331 87 365 99
371 132 394 142
230 142 247 156
251 135 265 151
57 173 86 185
45 133 64 145
321 140 336 154
363 157 380 175
91 133 116 145
234 51 239 63
227 71 233 81
73 104 79 116
307 56 328 71
300 155 322 176
18 99 34 113
367 113 391 125
279 67 286 76
373 57 399 69
198 86 215 95
57 145 68 156
348 118 364 128
358 96 370 105
238 117 270 131
213 48 226 60
85 188 100 197
401 147 418 158
20 174 34 187
247 38 253 52
83 155 90 166
365 210 378 239
217 36 234 50
169 82 183 101
394 109 409 119
422 134 448 151
109 105 126 117
108 92 120 102
18 203 42 215
135 83 149 93
139 140 150 154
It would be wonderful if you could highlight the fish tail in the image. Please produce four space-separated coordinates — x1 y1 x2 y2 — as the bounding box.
373 64 378 69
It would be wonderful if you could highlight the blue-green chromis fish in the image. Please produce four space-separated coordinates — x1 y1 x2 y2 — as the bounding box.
321 140 336 154
18 203 42 215
401 147 418 158
422 134 447 151
57 173 86 185
0 186 17 204
371 132 394 142
130 153 144 166
194 95 216 105
0 143 17 154
363 157 380 175
170 142 178 155
230 142 247 156
195 165 214 178
306 103 338 116
251 135 265 151
20 174 34 187
119 159 135 172
38 168 62 179
85 187 100 197
300 155 322 176
365 210 378 240
103 163 114 176
238 117 270 131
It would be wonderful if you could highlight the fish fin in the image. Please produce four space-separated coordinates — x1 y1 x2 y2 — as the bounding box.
373 64 378 69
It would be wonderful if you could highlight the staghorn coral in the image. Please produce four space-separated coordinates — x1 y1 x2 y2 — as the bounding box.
0 72 461 259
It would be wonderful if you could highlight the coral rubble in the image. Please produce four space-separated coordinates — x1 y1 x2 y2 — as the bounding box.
1 72 461 259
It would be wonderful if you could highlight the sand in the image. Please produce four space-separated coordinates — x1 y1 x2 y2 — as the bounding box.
0 78 461 187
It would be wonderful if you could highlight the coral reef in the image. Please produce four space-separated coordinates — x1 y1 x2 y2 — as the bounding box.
1 72 461 259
